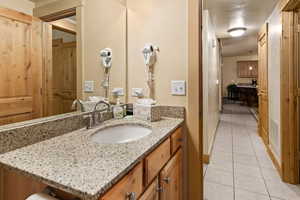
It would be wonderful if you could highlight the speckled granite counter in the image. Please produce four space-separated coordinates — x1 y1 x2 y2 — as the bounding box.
0 117 184 200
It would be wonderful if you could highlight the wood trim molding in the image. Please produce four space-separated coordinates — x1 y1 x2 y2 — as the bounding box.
266 143 283 177
0 7 32 24
51 18 76 34
281 0 300 11
75 6 83 99
33 0 83 19
280 11 299 184
187 0 202 199
40 8 76 22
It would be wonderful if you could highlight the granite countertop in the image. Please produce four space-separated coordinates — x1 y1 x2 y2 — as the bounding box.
0 117 184 200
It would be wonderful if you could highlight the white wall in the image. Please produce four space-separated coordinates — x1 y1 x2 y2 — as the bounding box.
221 55 258 97
83 0 127 101
267 4 281 160
127 0 187 106
203 10 221 155
0 0 35 15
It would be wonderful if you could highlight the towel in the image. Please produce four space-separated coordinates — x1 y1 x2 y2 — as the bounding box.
25 193 58 200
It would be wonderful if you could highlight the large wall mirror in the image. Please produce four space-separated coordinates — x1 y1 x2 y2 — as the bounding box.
0 0 127 127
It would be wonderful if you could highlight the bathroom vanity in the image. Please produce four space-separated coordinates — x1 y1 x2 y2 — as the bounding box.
0 116 184 200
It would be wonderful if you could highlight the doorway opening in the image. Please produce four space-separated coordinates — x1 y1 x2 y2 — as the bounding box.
51 16 77 115
202 0 300 199
39 9 78 117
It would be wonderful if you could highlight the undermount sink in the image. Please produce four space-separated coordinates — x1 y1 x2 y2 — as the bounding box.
90 124 152 144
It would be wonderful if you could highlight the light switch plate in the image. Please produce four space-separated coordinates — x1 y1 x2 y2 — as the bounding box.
171 80 186 96
84 81 94 93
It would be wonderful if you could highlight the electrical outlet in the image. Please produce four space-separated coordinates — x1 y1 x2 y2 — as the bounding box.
84 81 94 93
171 80 186 96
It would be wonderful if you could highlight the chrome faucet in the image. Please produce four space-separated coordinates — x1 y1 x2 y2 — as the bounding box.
71 99 85 112
84 100 111 129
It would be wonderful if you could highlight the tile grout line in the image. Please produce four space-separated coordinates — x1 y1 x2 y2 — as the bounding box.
230 106 236 200
246 109 273 200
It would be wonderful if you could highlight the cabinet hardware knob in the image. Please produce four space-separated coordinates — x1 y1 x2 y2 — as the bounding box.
163 177 171 183
126 192 136 200
177 138 183 142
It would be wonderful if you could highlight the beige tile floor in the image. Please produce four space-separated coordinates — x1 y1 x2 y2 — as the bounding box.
204 104 300 200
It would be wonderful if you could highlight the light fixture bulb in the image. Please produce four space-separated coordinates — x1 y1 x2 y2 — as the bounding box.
228 27 247 37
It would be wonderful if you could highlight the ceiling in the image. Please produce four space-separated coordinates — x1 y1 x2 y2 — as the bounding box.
204 0 279 57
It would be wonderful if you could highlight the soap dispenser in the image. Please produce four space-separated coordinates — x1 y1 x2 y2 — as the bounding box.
113 98 124 119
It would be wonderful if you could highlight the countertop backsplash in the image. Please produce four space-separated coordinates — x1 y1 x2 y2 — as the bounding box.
0 106 184 155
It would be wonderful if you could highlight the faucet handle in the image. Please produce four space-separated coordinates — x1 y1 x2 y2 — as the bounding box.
83 114 93 129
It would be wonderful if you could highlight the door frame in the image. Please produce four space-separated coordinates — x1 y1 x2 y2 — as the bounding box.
187 0 203 199
280 0 300 184
34 0 84 101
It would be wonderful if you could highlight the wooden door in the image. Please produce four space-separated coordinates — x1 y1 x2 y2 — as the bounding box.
160 148 182 200
52 39 76 115
258 24 269 144
0 7 43 125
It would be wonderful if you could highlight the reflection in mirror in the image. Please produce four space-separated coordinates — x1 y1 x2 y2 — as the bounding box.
51 16 77 115
0 0 127 127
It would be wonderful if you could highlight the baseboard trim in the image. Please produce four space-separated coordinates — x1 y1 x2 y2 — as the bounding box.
203 119 221 165
266 144 282 177
261 138 282 178
203 154 210 164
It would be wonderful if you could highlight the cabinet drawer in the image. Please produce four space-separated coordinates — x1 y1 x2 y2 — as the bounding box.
139 177 159 200
145 138 171 185
101 163 143 200
171 127 183 154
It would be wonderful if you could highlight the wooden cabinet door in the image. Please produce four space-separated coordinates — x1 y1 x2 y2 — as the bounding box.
160 149 182 200
0 7 43 125
237 61 258 78
139 178 159 200
258 24 269 144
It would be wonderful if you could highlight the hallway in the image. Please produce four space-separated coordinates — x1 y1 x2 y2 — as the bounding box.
204 104 300 200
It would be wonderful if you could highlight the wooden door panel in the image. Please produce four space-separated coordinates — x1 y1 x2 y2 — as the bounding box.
0 8 43 125
0 16 32 98
259 94 269 144
52 41 76 115
160 148 182 200
258 24 269 145
0 97 33 117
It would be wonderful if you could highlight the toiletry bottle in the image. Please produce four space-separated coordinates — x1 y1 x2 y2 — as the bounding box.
113 98 124 119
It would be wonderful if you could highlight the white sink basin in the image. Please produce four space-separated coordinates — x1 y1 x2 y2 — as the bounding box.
90 124 152 144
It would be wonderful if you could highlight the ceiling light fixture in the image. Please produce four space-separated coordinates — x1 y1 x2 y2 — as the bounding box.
228 27 247 37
